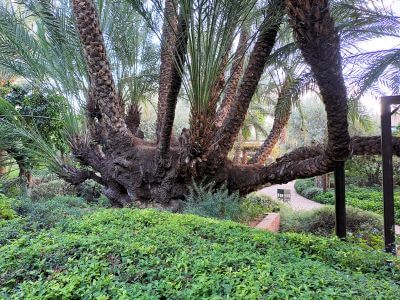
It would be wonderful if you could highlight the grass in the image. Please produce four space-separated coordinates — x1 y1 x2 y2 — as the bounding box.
1 208 399 299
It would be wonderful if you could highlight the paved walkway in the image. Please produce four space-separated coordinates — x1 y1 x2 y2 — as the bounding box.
258 181 400 234
258 181 322 211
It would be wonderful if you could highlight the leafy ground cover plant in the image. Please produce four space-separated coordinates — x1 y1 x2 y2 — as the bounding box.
0 194 17 220
0 209 399 299
295 179 400 223
0 195 108 246
280 205 385 249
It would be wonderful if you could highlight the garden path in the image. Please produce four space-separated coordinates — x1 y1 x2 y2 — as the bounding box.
258 181 400 234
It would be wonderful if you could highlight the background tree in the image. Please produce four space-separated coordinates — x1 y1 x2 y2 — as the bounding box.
0 84 68 194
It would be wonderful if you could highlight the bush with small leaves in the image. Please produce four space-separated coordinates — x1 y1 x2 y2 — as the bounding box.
12 196 99 229
0 194 17 220
31 179 76 201
296 179 400 223
0 209 399 299
280 205 385 249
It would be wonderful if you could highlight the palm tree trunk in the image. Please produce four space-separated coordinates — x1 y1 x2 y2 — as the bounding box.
214 29 249 128
0 150 7 176
157 9 189 160
156 0 178 142
208 0 285 163
125 104 144 138
287 0 350 161
225 0 352 194
71 0 125 134
232 129 243 164
248 77 292 165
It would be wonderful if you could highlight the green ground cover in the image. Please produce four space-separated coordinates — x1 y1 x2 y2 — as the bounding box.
1 207 399 299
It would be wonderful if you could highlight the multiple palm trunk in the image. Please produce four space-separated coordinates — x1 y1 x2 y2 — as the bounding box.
63 0 397 208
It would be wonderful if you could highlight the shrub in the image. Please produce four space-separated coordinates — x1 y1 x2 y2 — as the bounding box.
238 193 280 222
295 179 400 223
12 196 99 229
245 193 280 211
294 178 314 194
280 206 384 249
0 178 23 198
0 218 28 246
0 209 399 299
313 191 334 204
302 186 323 199
30 179 75 201
0 194 17 220
183 182 243 221
75 179 103 203
183 183 279 222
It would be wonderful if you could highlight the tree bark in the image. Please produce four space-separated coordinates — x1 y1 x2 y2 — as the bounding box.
157 9 188 160
214 29 249 128
0 150 7 176
248 77 292 165
72 0 125 133
125 103 144 138
156 0 178 142
232 129 243 164
287 0 350 161
208 0 285 163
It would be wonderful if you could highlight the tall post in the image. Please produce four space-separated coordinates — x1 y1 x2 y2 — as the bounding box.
381 96 396 255
334 161 346 239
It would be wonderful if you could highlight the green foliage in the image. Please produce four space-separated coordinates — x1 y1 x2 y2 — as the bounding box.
0 209 399 298
346 156 400 187
0 179 22 199
293 177 314 194
0 217 28 247
31 179 75 201
2 84 69 152
345 156 382 186
302 186 323 199
12 196 100 230
0 194 16 220
0 195 108 247
76 179 103 203
280 206 384 249
183 182 244 221
295 178 400 223
183 183 279 222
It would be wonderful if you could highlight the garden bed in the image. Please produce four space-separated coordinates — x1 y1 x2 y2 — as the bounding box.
1 209 399 298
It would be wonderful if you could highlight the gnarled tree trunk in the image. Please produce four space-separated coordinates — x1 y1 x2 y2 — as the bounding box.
61 0 396 209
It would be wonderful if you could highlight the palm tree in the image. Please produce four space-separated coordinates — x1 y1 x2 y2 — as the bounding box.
0 0 398 207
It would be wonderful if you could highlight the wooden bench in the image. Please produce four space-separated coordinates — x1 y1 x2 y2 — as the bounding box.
277 189 291 203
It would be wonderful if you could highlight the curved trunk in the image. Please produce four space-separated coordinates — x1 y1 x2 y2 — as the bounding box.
248 78 292 165
287 0 350 161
